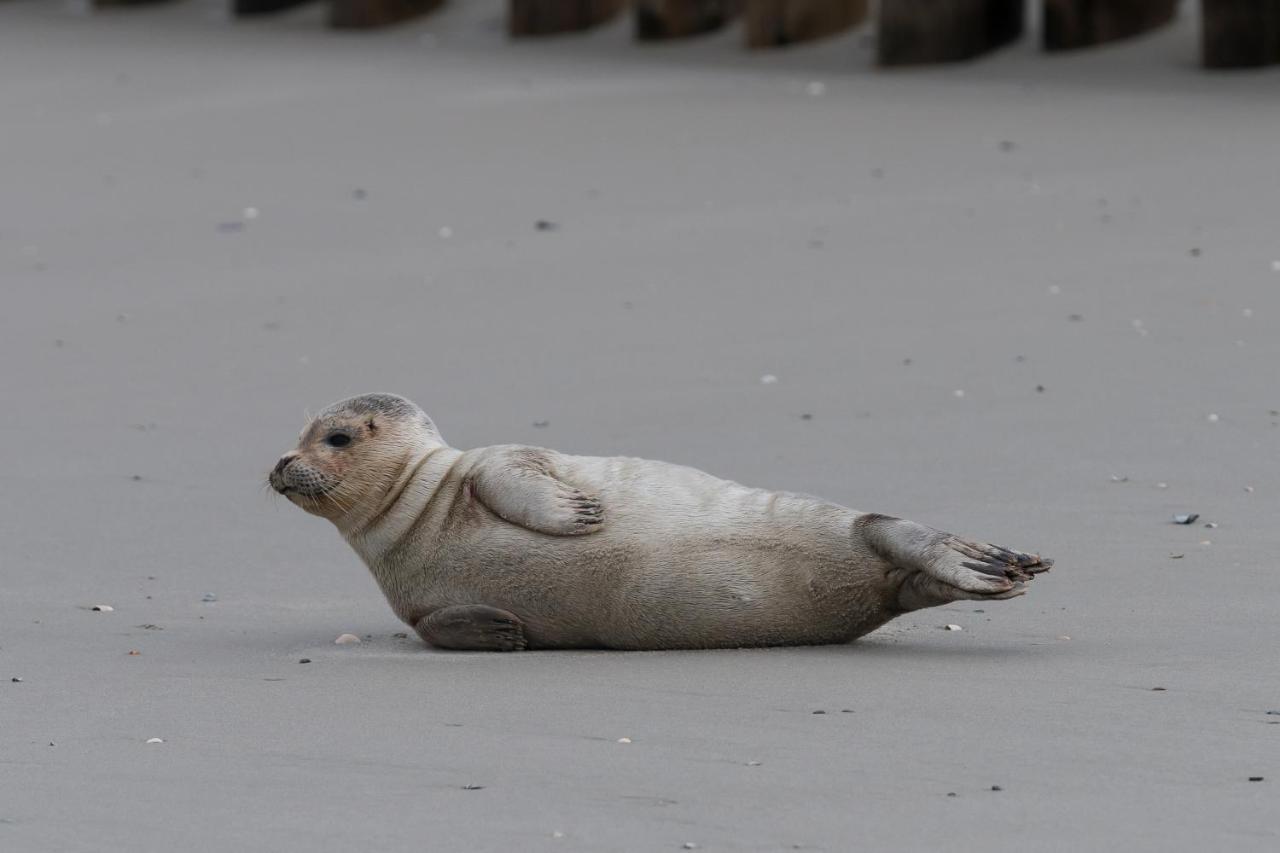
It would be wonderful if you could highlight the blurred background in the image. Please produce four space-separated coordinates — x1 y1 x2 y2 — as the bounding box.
2 2 1278 851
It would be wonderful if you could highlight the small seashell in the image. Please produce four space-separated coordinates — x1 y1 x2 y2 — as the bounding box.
334 634 361 645
91 605 114 612
1172 514 1199 525
145 738 164 744
944 624 963 631
616 737 632 744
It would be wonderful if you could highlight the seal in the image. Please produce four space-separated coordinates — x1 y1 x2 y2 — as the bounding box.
269 393 1052 651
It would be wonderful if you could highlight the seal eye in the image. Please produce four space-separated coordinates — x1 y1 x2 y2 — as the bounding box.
326 433 352 448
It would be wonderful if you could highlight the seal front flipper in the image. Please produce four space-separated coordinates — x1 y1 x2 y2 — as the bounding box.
855 513 1052 612
416 605 527 651
466 447 604 536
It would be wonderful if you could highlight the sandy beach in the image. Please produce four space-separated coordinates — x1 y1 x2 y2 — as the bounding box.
1 2 1277 850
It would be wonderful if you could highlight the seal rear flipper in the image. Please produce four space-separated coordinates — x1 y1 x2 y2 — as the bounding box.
467 447 604 536
855 513 1052 612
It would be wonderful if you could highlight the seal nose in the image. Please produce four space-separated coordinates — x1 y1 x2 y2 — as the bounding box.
273 454 297 477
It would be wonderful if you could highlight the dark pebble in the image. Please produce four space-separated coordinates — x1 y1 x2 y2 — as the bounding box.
352 188 368 200
462 784 485 790
946 792 957 797
998 140 1016 152
812 710 826 715
131 475 142 481
1035 385 1045 393
1068 314 1084 322
533 420 550 428
1248 777 1264 782
11 678 21 683
1151 687 1166 692
1265 710 1280 716
535 220 558 231
991 785 1003 792
800 413 813 421
841 709 853 714
299 658 311 664
1189 248 1201 257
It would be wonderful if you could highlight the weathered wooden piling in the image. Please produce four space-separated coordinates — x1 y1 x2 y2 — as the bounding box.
329 0 444 28
1044 1 1177 51
634 0 741 40
878 0 1024 65
235 0 316 15
510 0 630 36
1202 0 1280 67
744 0 867 48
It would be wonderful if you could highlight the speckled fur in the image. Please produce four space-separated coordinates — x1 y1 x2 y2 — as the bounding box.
270 394 1051 651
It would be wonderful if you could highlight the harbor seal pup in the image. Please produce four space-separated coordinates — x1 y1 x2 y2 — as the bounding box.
269 393 1051 651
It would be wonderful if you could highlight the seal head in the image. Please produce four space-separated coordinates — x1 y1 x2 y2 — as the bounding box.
268 393 441 522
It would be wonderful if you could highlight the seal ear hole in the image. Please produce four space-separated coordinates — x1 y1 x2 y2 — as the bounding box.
366 419 377 433
325 432 352 448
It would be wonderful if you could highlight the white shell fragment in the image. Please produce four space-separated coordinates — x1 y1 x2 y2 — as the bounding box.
1172 514 1199 525
616 737 632 744
334 633 361 645
944 624 963 631
91 605 114 612
145 738 164 744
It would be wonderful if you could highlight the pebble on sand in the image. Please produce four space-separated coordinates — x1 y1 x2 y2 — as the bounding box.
90 605 114 612
617 737 632 744
145 738 164 744
11 677 22 683
944 624 963 631
760 374 778 385
534 220 558 231
202 593 218 603
334 634 361 645
1207 413 1220 423
1172 514 1199 525
299 658 312 664
1248 776 1264 782
682 843 699 850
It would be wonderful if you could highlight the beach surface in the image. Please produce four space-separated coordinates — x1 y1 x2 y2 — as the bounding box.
1 3 1277 850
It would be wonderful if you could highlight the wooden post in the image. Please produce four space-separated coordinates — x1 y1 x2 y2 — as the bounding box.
235 0 316 15
744 0 868 48
1202 0 1280 67
1043 1 1176 51
510 0 630 35
329 0 444 28
878 0 1024 65
634 0 741 40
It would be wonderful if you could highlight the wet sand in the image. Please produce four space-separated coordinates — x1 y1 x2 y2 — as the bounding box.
1 2 1277 850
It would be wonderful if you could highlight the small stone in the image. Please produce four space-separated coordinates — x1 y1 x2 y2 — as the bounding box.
1151 687 1166 692
1265 710 1280 716
1172 514 1199 525
998 140 1015 152
1157 482 1169 489
532 420 550 428
944 624 963 631
334 633 361 645
682 843 699 850
1200 540 1212 547
902 358 913 366
91 605 114 612
352 188 368 200
1169 554 1185 560
1057 636 1071 641
130 475 142 481
145 738 164 744
392 632 408 639
462 784 484 791
552 831 564 839
299 658 311 664
127 650 140 656
1203 522 1218 529
746 761 762 766
1189 248 1201 257
1035 385 1045 393
1068 314 1084 322
11 677 21 683
534 220 558 231
1110 475 1129 483
760 374 778 385
812 710 826 715
990 785 1003 792
201 593 217 602
800 413 813 421
841 709 854 713
1248 777 1264 782
946 792 957 797
1244 486 1255 493
617 737 632 744
1207 413 1220 423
